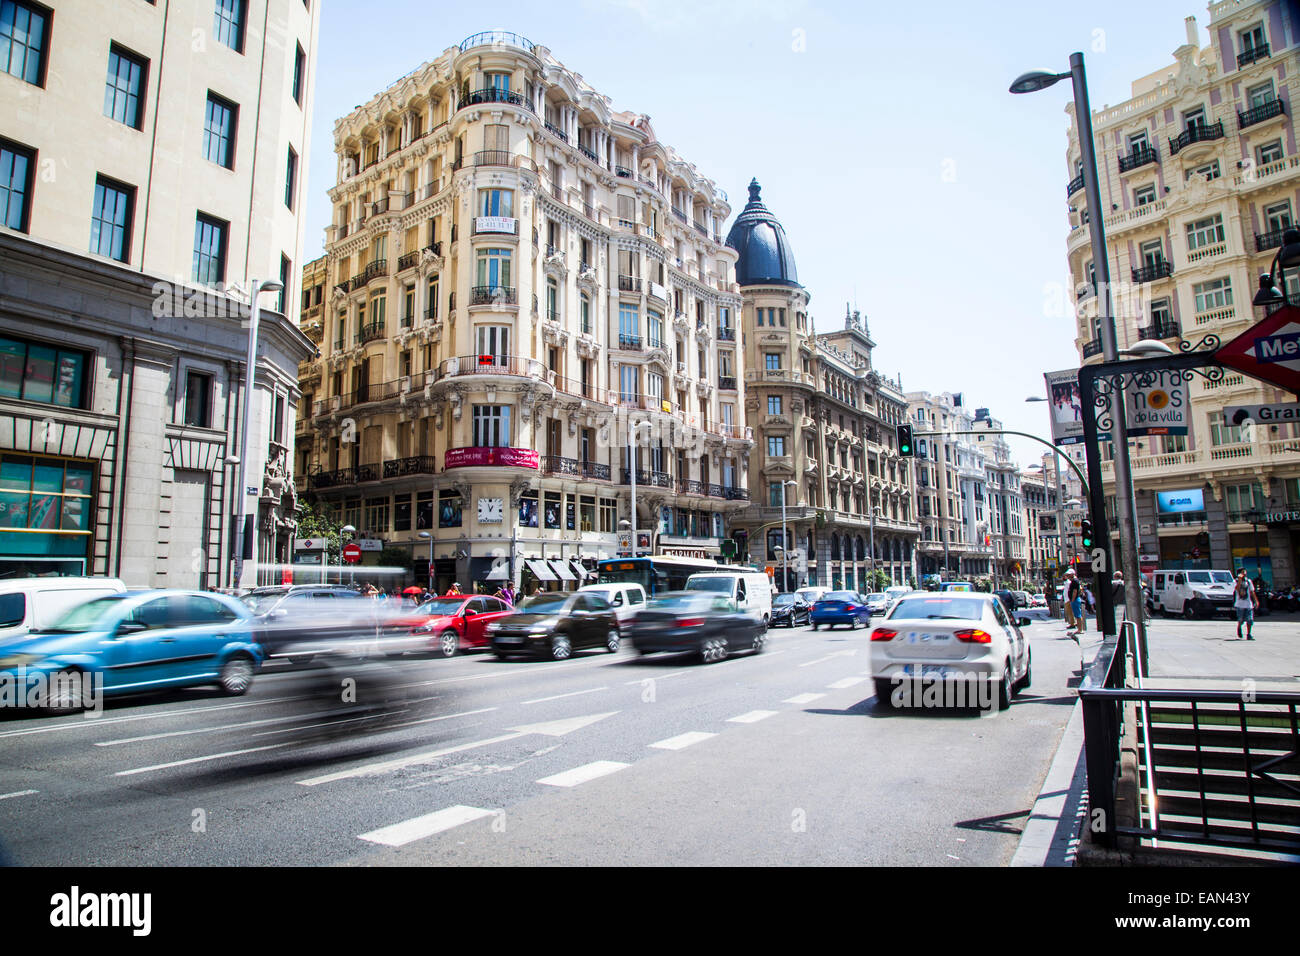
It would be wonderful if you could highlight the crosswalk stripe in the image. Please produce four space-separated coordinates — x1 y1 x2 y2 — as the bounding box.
726 709 777 724
649 731 716 751
358 805 495 847
537 760 629 787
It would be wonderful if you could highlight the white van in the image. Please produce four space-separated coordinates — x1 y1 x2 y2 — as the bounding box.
577 582 648 627
685 570 773 627
0 577 128 641
1151 568 1236 618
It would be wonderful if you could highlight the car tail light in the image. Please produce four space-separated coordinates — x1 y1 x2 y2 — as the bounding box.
676 617 705 628
871 628 897 641
954 629 992 644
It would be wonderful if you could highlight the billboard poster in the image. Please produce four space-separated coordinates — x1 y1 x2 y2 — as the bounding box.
1156 489 1205 514
1044 369 1084 445
1115 370 1188 438
1038 513 1058 532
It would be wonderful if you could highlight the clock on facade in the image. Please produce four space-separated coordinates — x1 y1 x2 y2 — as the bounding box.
477 497 504 523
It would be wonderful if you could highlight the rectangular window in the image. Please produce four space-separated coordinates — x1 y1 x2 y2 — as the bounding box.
90 175 134 263
0 137 34 232
192 213 228 285
599 497 615 534
474 325 509 361
769 482 784 507
647 311 663 349
1265 200 1292 233
477 188 513 218
278 254 290 313
1185 214 1224 250
0 0 49 86
767 394 782 416
1139 238 1164 267
292 43 305 105
1209 411 1244 447
1247 80 1275 109
1193 277 1232 313
619 365 638 403
1185 160 1220 182
765 353 781 371
104 44 146 129
1127 130 1149 152
364 496 389 534
472 405 510 447
618 303 639 339
474 247 512 290
1183 106 1206 131
0 335 88 408
284 146 297 209
213 0 246 53
203 93 237 168
394 494 411 532
767 436 785 457
183 370 212 427
438 489 461 528
1259 140 1285 165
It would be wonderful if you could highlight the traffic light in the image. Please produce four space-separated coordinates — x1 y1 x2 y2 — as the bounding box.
897 424 914 457
1080 519 1094 550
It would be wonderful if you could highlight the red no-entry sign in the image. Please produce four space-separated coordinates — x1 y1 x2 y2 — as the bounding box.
342 543 362 564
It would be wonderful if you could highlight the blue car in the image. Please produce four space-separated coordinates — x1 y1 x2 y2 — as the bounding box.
810 591 873 630
0 590 263 713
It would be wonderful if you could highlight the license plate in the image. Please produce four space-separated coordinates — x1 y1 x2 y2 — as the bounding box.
904 664 954 678
904 631 949 644
496 636 524 644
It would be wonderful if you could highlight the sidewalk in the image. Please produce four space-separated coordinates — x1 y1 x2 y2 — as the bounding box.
1011 614 1298 866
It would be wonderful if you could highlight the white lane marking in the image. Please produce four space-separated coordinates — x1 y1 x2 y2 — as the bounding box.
358 805 495 847
799 650 857 668
507 712 620 737
115 744 288 776
375 706 498 732
537 760 629 787
622 670 690 685
0 789 38 800
827 676 868 689
783 693 827 705
400 654 614 689
726 710 777 724
649 731 716 751
297 733 523 786
0 695 308 740
521 686 608 706
96 712 324 746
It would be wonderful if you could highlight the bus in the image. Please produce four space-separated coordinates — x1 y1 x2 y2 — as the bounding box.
596 555 728 596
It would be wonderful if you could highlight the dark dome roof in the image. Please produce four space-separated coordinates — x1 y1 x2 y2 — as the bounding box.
724 178 799 288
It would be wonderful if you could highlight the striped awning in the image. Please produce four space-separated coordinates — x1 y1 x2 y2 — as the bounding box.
525 559 557 582
569 559 591 580
550 559 577 582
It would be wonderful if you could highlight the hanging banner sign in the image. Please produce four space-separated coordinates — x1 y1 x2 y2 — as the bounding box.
1113 369 1189 438
1043 369 1085 445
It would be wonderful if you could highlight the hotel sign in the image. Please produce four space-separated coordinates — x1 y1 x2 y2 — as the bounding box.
444 447 540 470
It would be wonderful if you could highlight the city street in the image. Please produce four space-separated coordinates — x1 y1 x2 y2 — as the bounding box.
0 620 1084 866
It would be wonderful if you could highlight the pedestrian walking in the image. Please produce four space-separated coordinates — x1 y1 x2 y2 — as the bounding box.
1111 571 1126 624
1234 569 1259 640
1067 572 1086 637
1063 569 1078 631
446 582 463 597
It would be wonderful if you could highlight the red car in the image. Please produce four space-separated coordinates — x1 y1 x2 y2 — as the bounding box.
387 595 514 657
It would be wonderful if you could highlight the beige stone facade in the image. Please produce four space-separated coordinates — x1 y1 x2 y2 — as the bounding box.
296 31 752 591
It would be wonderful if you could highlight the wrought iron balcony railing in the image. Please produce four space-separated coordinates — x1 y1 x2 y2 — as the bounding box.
383 456 438 478
1137 321 1180 340
474 149 513 167
618 334 643 350
1131 260 1173 283
1117 145 1159 172
459 87 532 111
1066 174 1085 198
1082 339 1104 358
719 376 737 390
1168 121 1224 154
543 121 568 142
356 321 385 344
1256 226 1289 252
717 327 735 341
615 165 632 178
397 251 419 272
1237 43 1270 69
1238 98 1285 129
578 144 599 164
469 285 517 306
618 274 642 292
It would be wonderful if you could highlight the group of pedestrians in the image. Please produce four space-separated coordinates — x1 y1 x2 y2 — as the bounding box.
1060 566 1261 641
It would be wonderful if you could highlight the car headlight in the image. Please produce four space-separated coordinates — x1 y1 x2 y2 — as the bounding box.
1193 591 1208 600
0 653 45 669
415 622 437 633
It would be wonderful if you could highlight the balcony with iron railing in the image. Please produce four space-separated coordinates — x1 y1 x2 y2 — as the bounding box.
717 326 736 341
1238 97 1285 128
618 274 642 293
718 376 737 390
615 165 632 178
459 30 535 53
1168 121 1224 155
1066 174 1085 198
438 353 545 381
1237 42 1270 69
426 240 443 257
1137 320 1180 340
620 469 672 488
671 207 687 224
543 121 568 142
356 321 385 345
383 456 438 479
308 464 381 491
364 259 388 283
459 87 532 111
1255 226 1289 252
397 251 419 272
1117 145 1159 173
1132 259 1174 283
474 149 513 167
1082 339 1104 358
469 285 517 306
617 334 643 350
578 144 599 164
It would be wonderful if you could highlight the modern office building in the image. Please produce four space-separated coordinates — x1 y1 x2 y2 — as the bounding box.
0 0 318 586
295 31 752 592
1066 0 1300 584
722 180 918 590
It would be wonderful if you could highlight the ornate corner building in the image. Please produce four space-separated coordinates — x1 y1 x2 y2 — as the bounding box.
1066 0 1300 585
0 0 317 587
725 182 920 590
295 31 755 592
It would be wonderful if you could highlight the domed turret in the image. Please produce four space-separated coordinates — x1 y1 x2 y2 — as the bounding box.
724 178 800 288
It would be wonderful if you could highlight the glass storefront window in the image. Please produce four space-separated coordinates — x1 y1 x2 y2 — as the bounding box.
0 336 89 408
0 454 95 569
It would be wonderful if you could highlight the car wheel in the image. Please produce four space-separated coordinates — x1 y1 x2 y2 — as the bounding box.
997 661 1013 710
550 633 572 661
1015 648 1032 690
438 629 459 658
218 654 254 696
605 628 620 653
1183 603 1195 620
44 668 88 715
874 679 897 709
751 628 766 654
699 636 728 663
810 622 818 631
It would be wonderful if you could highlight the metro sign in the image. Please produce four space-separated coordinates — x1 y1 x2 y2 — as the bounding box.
1215 304 1300 394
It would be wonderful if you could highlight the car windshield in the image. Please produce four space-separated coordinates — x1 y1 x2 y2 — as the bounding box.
1210 571 1234 584
890 596 985 621
520 593 570 612
416 598 467 615
581 589 612 602
648 593 711 610
42 595 130 632
687 577 734 593
774 594 798 606
823 591 858 602
797 590 822 602
867 593 887 602
242 591 289 614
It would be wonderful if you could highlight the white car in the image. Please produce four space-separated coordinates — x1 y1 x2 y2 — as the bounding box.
0 576 127 641
576 583 647 628
685 571 773 627
869 592 1032 712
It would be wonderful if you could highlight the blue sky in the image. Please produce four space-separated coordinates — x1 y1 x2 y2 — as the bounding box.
302 0 1211 467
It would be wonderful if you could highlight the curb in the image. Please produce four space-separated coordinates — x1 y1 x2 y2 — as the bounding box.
1010 696 1089 867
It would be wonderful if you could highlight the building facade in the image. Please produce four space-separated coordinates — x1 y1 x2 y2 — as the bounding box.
296 31 752 592
971 410 1028 585
0 0 318 586
1066 0 1300 584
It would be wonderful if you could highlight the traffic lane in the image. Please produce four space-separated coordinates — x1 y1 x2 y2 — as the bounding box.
342 626 1081 866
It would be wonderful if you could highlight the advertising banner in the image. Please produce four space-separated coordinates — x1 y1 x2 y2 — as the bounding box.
1115 370 1188 438
1044 369 1084 445
444 447 540 470
1156 489 1205 514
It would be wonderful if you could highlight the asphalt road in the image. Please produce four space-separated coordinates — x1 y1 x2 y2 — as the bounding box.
0 618 1084 866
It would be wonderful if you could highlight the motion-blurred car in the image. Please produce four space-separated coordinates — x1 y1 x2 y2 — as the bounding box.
770 592 811 628
384 595 513 657
1012 590 1032 608
577 582 648 627
870 592 1031 712
864 592 890 616
624 591 765 662
0 590 263 710
0 577 127 641
244 586 379 661
810 591 872 630
487 591 620 660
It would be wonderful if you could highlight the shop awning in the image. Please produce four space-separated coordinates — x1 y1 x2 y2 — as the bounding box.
525 559 557 582
570 559 592 580
550 559 577 582
485 561 510 581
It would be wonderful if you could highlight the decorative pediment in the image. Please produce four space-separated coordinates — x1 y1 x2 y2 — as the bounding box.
418 248 444 275
646 347 670 371
695 325 711 346
541 320 569 348
575 334 600 358
576 264 598 294
544 249 567 279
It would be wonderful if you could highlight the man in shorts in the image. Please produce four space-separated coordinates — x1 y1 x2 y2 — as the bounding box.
1234 569 1258 640
1063 569 1077 631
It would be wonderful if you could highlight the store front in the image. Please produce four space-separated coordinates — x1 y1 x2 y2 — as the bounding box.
0 453 96 578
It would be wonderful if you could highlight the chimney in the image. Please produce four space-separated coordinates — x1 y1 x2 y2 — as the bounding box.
1185 15 1198 48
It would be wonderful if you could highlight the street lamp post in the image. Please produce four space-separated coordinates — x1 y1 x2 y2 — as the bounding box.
418 531 433 590
1012 54 1144 639
232 278 284 591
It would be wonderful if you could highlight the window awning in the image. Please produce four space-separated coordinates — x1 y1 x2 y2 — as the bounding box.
550 559 577 582
569 559 592 580
525 559 557 582
485 561 510 581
